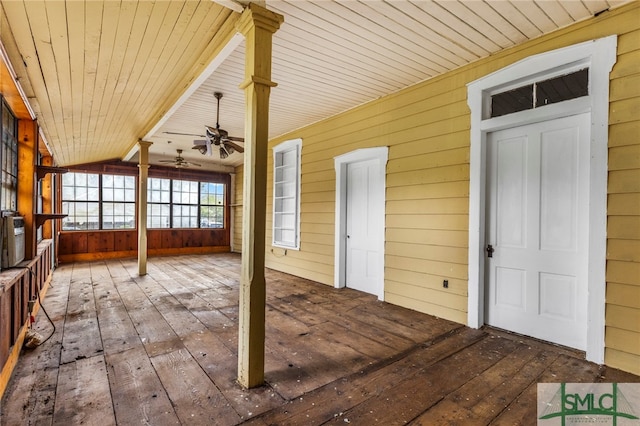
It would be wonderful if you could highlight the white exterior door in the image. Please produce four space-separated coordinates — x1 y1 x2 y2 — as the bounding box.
485 113 590 350
345 159 382 295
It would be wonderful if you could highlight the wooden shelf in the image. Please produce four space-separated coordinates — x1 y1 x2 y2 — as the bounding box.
36 165 68 181
35 213 67 228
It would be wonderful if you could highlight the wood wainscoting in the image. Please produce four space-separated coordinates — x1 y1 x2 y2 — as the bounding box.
0 240 54 398
58 228 230 263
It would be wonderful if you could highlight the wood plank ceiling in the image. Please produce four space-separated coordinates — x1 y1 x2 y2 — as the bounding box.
0 0 631 170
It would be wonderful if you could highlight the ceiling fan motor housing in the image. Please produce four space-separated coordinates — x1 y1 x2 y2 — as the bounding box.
189 92 244 159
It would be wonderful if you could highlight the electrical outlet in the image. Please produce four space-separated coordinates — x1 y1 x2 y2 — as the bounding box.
443 279 449 288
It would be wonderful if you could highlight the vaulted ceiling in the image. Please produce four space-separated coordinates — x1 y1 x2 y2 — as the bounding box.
0 0 631 172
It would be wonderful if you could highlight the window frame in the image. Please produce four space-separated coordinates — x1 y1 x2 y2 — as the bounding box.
146 177 227 230
101 174 137 230
0 99 18 212
171 179 200 228
59 165 230 232
199 181 225 229
272 138 302 250
61 172 136 231
147 177 171 229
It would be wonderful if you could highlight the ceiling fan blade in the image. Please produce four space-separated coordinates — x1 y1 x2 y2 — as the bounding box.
226 136 244 142
159 160 176 163
205 126 221 138
193 138 213 156
164 131 206 137
206 136 213 156
225 141 244 153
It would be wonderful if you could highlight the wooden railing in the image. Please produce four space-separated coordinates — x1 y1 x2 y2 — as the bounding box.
0 240 54 398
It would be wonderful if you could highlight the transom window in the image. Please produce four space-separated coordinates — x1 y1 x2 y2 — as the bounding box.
490 68 589 118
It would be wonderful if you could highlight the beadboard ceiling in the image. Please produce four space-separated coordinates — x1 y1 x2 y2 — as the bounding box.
0 0 630 171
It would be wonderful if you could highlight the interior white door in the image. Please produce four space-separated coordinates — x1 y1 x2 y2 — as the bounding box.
346 159 381 295
485 113 590 350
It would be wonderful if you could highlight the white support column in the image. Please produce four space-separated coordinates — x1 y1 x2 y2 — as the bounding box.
236 3 283 389
137 140 152 276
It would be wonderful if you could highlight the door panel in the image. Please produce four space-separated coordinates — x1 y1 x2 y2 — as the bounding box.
540 127 579 252
495 267 525 310
346 159 381 295
486 113 589 350
496 137 527 249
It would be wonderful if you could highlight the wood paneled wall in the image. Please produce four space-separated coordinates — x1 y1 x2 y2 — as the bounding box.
605 18 640 375
0 241 53 398
235 3 640 374
58 229 230 263
57 161 232 262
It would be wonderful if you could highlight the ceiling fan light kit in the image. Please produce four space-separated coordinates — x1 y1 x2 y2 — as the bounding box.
219 146 229 160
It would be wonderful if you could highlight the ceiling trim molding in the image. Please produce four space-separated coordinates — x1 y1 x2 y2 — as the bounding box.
212 0 245 14
139 33 244 142
126 11 244 160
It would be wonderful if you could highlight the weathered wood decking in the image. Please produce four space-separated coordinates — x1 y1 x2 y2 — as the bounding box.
1 254 638 425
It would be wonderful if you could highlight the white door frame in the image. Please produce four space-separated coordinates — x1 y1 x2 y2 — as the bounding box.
334 147 388 300
467 36 617 363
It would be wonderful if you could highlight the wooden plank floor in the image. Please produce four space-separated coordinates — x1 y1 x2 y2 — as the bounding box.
1 253 638 425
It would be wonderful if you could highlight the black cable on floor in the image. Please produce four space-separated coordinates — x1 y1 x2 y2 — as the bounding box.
35 284 55 345
24 266 56 346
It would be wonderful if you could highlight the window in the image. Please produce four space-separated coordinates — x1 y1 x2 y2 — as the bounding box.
200 182 225 228
62 173 99 230
61 173 135 230
172 179 198 228
1 101 18 211
102 174 136 229
147 178 226 229
148 178 170 228
490 68 589 118
273 138 302 249
61 172 227 231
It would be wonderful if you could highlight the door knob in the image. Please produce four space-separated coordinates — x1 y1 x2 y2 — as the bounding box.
486 244 494 258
